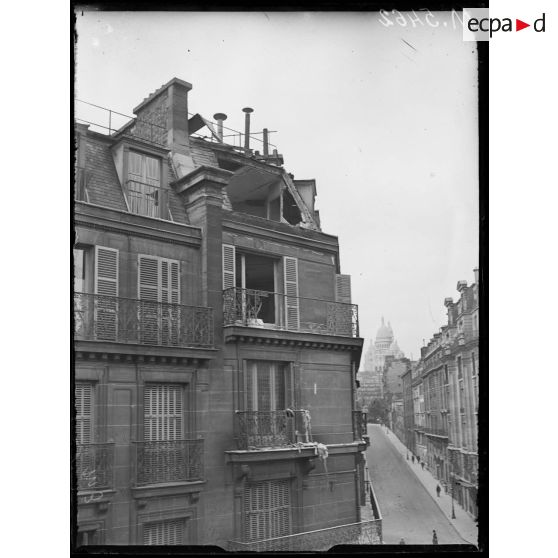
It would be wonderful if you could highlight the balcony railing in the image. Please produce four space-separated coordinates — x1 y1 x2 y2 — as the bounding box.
223 288 359 337
228 518 382 551
133 439 204 486
74 293 214 348
423 426 449 438
234 410 313 450
352 411 368 441
124 179 170 220
76 443 114 491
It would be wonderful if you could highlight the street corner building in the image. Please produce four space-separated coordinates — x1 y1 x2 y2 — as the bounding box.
73 78 382 549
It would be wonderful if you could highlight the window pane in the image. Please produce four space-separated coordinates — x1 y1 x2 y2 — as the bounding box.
74 248 84 292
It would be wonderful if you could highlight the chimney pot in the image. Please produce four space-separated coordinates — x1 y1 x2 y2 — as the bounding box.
457 280 468 292
213 112 227 142
473 268 479 284
263 128 269 156
242 107 254 152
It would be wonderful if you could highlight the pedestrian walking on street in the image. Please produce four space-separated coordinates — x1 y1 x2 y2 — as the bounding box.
421 461 425 470
436 484 441 497
432 530 438 545
411 455 415 464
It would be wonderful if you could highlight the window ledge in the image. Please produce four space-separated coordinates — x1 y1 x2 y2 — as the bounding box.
131 480 206 500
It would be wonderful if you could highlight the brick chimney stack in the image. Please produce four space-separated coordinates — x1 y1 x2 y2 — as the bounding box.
133 77 193 155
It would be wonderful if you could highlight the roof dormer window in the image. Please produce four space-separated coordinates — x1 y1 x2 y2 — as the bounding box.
125 151 168 219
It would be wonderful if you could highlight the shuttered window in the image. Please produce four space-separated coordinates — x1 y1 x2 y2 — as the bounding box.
75 383 94 444
144 384 183 442
222 244 236 289
243 479 292 542
138 255 180 345
143 519 185 545
94 246 119 341
283 257 299 330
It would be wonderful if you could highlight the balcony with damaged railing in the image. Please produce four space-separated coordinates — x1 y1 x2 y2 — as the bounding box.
76 443 114 492
73 293 214 348
132 439 204 486
235 409 368 451
223 288 359 338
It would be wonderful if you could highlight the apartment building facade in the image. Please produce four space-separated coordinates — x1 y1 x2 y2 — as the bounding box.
73 77 379 549
401 272 479 518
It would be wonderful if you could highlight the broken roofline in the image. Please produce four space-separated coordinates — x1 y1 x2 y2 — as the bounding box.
170 150 319 231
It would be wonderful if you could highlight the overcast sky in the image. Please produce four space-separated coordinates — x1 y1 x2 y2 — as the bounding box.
75 11 479 363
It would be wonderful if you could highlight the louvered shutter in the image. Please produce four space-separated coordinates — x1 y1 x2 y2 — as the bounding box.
334 273 353 336
144 519 184 545
244 480 291 543
139 256 160 345
335 274 352 303
283 257 299 330
144 384 183 442
222 244 236 289
145 156 160 187
161 259 180 346
75 383 93 444
94 246 118 340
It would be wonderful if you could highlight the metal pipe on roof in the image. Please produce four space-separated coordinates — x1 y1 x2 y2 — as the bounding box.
242 107 253 152
263 128 269 156
213 113 227 142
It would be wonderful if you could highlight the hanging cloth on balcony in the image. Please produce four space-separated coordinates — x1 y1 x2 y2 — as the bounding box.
302 410 312 443
316 442 329 484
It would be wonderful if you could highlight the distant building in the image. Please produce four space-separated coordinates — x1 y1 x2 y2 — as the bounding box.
401 270 479 519
401 368 414 451
362 317 404 373
357 318 404 406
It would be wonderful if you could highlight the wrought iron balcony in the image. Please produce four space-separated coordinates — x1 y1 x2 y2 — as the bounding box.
133 439 204 486
124 179 170 220
74 293 214 348
228 518 382 551
76 443 114 491
223 288 359 337
352 411 368 441
234 410 312 450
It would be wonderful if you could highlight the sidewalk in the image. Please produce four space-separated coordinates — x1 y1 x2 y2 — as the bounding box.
378 425 478 546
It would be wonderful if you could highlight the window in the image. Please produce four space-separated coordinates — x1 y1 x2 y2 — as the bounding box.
77 526 101 546
75 383 95 490
138 255 180 346
74 248 85 293
223 245 299 329
243 479 292 542
246 361 292 411
457 356 463 379
144 384 184 441
143 519 185 545
76 383 94 444
127 151 165 218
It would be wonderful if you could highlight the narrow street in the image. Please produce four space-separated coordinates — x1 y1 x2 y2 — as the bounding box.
365 424 464 545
